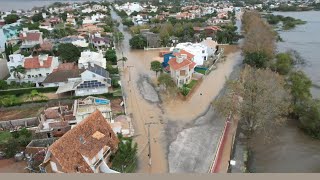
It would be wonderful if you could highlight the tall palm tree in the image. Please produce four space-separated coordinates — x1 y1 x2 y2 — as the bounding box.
10 65 26 83
118 52 127 69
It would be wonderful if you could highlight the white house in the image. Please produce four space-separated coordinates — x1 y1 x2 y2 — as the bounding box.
168 49 196 88
43 63 111 96
170 42 208 66
19 28 44 51
115 2 144 16
78 50 106 69
7 54 59 83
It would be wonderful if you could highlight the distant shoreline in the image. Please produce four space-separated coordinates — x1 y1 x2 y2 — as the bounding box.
0 0 101 11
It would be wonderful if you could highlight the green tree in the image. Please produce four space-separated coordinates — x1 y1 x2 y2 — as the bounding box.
105 49 117 65
287 71 312 106
173 23 184 37
271 53 293 75
150 61 162 77
111 134 138 173
4 14 19 24
159 27 170 47
57 43 81 62
0 80 8 90
297 99 320 139
243 51 269 69
10 65 26 83
4 138 19 158
129 35 147 49
32 13 44 22
0 95 20 107
158 73 178 95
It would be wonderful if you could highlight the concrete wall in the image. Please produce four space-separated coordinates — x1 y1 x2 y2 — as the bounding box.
0 117 39 130
0 58 9 80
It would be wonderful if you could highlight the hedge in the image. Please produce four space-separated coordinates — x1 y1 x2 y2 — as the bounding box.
0 92 119 107
0 87 58 96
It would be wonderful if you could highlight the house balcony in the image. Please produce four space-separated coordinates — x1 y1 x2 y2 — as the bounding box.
93 148 112 169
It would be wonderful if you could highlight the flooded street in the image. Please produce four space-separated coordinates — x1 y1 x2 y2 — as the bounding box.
248 11 320 173
110 6 243 173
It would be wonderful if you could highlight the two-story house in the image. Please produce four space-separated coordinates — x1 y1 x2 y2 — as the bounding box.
168 49 196 87
7 54 59 83
42 110 120 173
89 33 112 51
43 63 111 96
19 28 44 52
170 42 208 66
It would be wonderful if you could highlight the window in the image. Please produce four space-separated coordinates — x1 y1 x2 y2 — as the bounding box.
92 74 96 78
202 50 205 53
39 74 42 77
27 75 31 78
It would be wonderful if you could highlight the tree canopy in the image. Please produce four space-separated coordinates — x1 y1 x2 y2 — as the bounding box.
150 61 162 77
129 35 147 49
57 43 81 62
4 14 19 24
214 65 292 136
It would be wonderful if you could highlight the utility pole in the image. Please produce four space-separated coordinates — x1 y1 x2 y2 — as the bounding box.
145 122 158 167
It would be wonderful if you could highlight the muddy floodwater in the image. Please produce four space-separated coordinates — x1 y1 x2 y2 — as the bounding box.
249 11 320 173
249 120 320 173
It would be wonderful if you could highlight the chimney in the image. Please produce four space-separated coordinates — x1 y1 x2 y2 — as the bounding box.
22 32 27 38
39 54 48 66
176 56 184 64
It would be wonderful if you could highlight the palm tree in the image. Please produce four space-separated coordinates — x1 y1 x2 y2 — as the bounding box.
118 52 127 69
10 65 26 83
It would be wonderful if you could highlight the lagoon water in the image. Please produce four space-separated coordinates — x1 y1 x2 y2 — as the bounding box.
0 0 100 11
249 11 320 173
274 11 320 99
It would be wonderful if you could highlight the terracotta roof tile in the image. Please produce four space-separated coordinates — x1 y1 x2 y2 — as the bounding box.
168 57 194 71
48 110 119 173
19 32 41 41
24 56 53 69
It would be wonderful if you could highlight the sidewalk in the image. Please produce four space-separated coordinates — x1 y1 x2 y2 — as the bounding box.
211 116 239 173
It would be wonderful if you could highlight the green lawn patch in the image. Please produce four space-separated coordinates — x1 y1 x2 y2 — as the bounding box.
180 80 198 96
187 80 198 89
195 68 207 75
12 44 21 52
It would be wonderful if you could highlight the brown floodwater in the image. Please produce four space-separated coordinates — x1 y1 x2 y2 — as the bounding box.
249 120 320 173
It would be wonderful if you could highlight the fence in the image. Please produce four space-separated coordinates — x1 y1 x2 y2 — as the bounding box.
209 116 232 173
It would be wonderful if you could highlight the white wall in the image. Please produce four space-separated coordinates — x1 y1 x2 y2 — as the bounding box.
0 58 9 80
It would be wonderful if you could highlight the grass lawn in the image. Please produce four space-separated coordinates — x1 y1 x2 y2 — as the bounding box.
0 131 12 144
181 80 198 96
55 22 65 29
186 80 198 89
12 44 21 52
112 88 122 97
195 68 207 75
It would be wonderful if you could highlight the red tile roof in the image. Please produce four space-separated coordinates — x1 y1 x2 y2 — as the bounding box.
48 110 119 173
24 56 53 69
53 62 77 72
168 57 194 71
19 32 41 41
